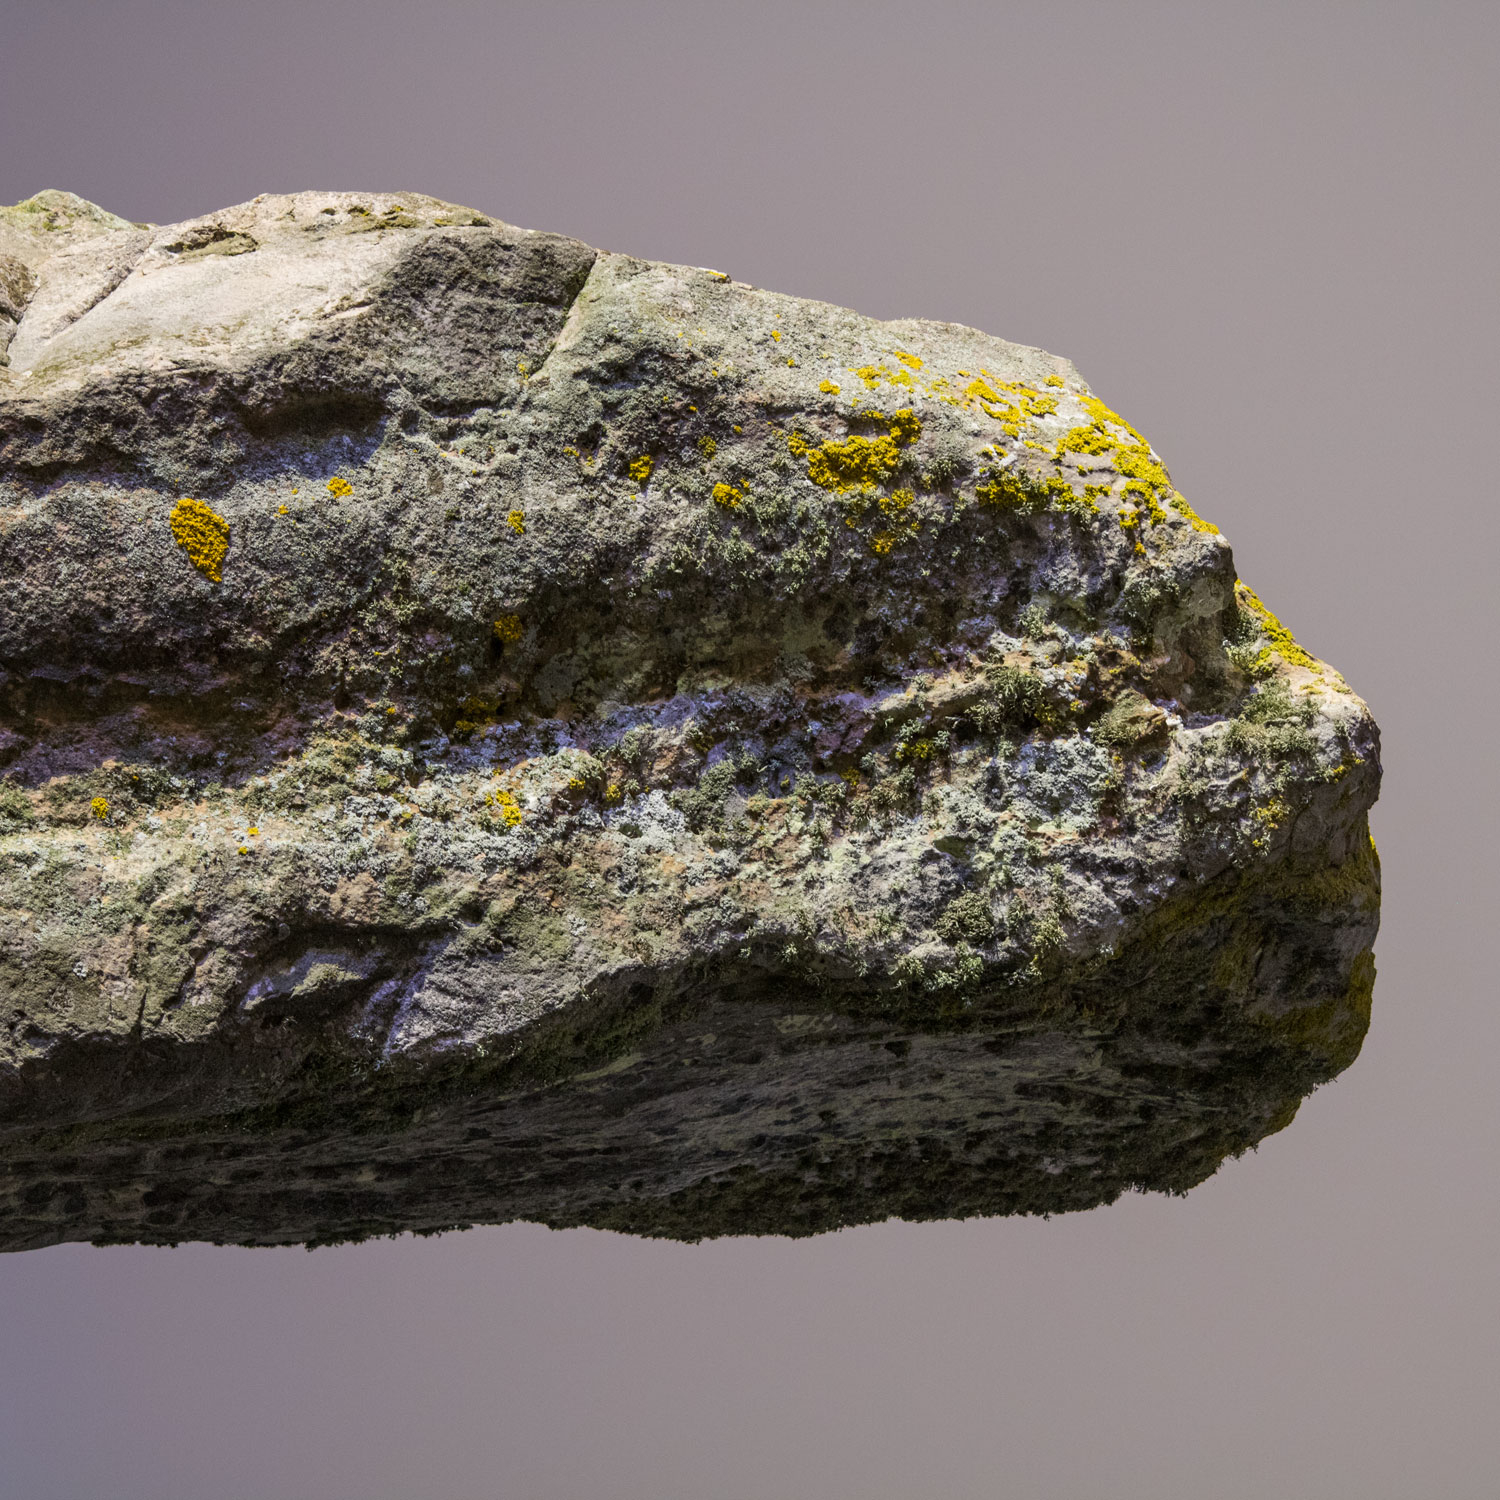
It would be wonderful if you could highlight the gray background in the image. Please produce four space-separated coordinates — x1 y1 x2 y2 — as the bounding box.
2 2 1496 1496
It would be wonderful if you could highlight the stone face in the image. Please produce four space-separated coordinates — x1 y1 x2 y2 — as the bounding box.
0 190 1380 1251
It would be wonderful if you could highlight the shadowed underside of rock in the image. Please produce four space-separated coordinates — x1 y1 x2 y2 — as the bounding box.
0 190 1379 1250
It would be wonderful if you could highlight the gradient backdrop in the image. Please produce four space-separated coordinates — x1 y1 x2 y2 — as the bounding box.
2 4 1497 1497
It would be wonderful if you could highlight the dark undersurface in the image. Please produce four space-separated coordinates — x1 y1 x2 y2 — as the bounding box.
0 838 1377 1250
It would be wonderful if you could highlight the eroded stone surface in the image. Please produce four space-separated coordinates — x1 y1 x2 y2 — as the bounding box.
0 190 1379 1250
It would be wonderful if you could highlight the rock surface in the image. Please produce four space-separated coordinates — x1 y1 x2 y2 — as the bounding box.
0 190 1379 1251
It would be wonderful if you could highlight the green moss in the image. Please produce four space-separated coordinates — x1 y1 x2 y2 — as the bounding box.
934 890 995 944
1094 691 1166 750
971 663 1049 734
0 781 33 827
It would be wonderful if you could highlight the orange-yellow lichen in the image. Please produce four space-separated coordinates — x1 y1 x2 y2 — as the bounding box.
894 351 924 371
966 378 1058 437
800 409 922 493
712 482 744 509
807 433 901 491
697 435 718 459
484 787 523 827
1046 393 1182 539
327 477 352 498
819 380 841 395
975 469 1036 512
630 455 654 485
1236 581 1317 670
1170 493 1221 534
507 509 526 535
89 796 109 821
493 614 523 644
974 467 1096 518
168 498 230 582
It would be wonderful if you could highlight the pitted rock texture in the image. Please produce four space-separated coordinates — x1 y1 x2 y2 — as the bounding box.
0 190 1380 1250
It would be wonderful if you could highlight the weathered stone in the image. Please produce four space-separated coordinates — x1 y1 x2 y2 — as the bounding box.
0 190 1380 1250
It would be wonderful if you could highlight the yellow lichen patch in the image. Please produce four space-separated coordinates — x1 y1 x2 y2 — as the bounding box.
801 409 922 494
697 435 718 460
975 467 1093 519
975 469 1037 512
712 482 744 509
493 614 523 644
90 796 109 821
630 455 654 485
770 330 782 342
1249 796 1288 851
870 531 897 555
507 509 526 535
169 498 231 582
853 364 887 390
1044 374 1065 387
884 408 922 446
965 378 1058 437
484 787 523 827
1051 393 1177 538
327 476 352 498
807 433 902 492
1236 581 1317 670
819 380 841 395
1169 493 1220 534
894 351 924 370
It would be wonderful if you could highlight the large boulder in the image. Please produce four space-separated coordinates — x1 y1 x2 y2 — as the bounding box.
0 191 1379 1250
